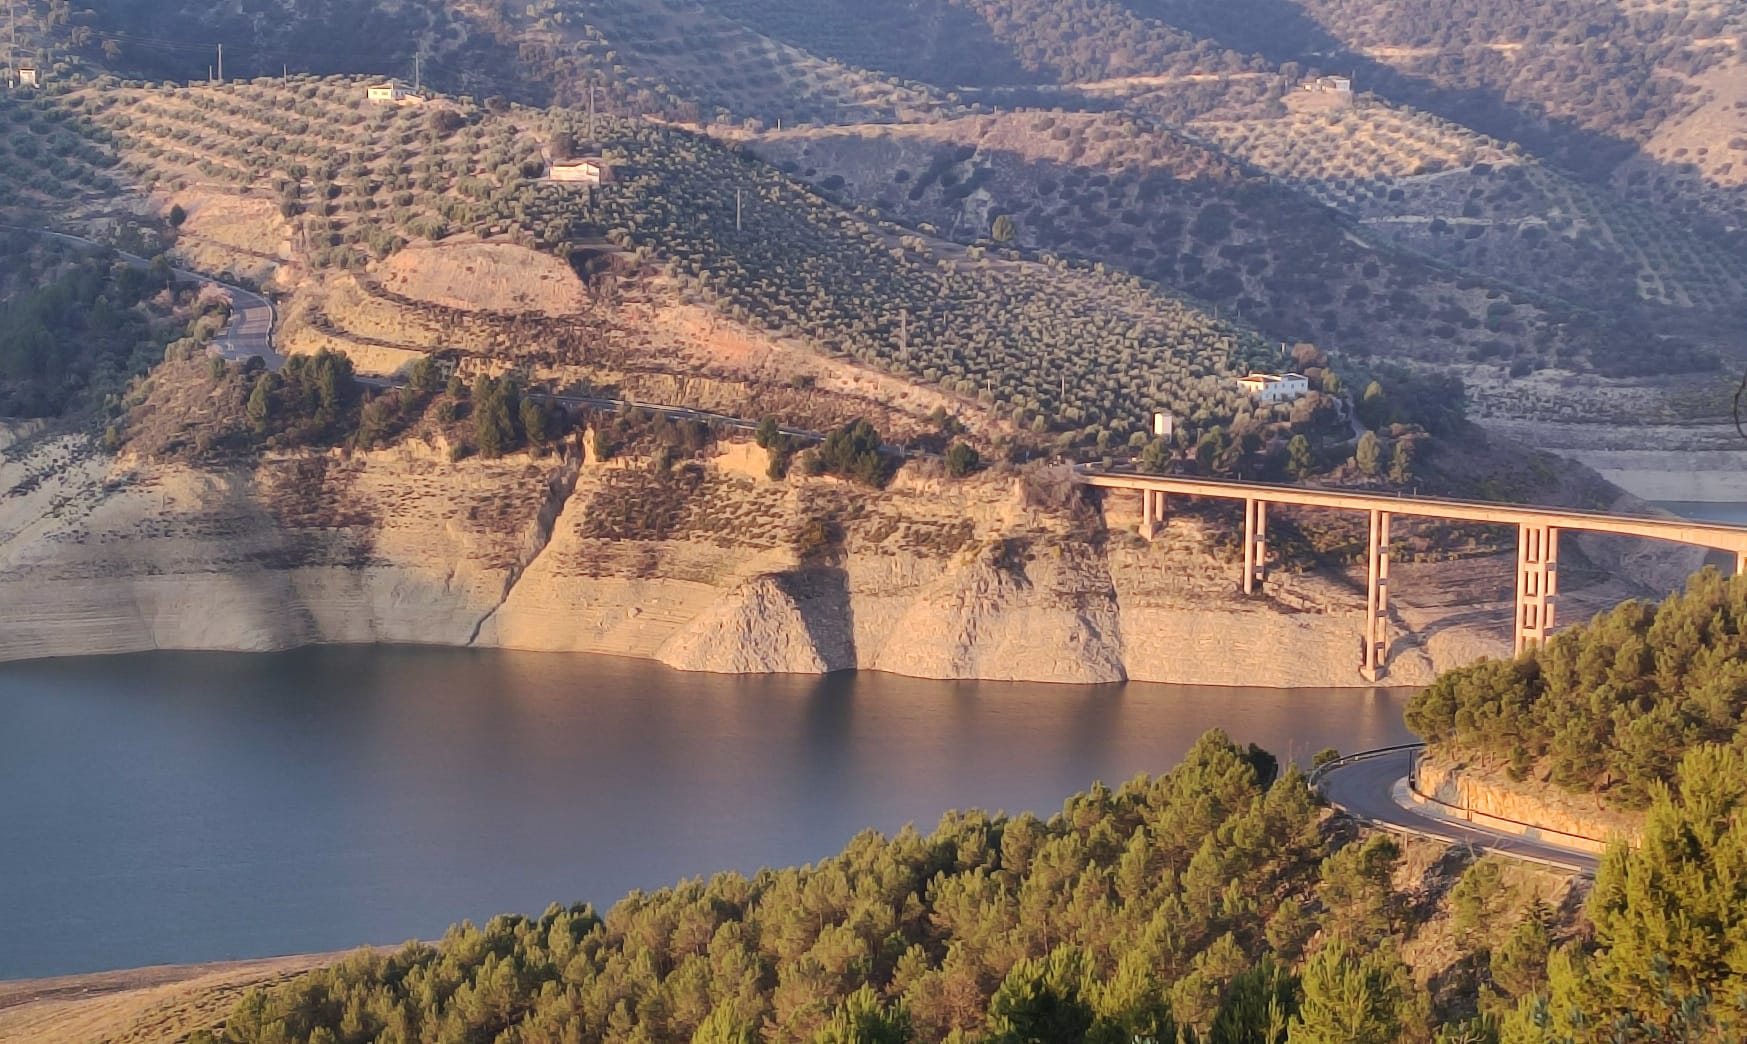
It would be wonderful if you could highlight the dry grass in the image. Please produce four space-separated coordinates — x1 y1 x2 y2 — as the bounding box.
379 240 589 316
0 951 349 1044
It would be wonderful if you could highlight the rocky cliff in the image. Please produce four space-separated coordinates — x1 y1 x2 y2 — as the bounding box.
0 425 1673 686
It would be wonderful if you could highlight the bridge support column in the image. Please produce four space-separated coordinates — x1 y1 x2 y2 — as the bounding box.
1242 498 1267 594
1515 524 1558 655
1362 509 1391 683
1140 490 1166 541
1736 549 1747 577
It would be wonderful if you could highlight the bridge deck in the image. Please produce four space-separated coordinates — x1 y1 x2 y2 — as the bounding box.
1074 468 1747 553
1075 465 1747 678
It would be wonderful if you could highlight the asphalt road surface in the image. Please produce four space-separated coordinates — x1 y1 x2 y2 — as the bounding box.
203 282 280 370
12 226 285 370
1319 749 1601 875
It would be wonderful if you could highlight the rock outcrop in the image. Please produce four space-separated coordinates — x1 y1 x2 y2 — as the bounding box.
1415 755 1643 853
0 426 1679 686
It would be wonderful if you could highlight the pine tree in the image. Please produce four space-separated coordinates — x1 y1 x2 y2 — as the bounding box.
247 372 276 435
813 986 913 1044
944 442 980 478
693 1005 759 1044
1390 437 1416 484
1490 904 1551 1001
1355 432 1382 477
1287 434 1314 479
520 399 550 445
1505 746 1747 1041
1288 941 1418 1044
986 947 1096 1044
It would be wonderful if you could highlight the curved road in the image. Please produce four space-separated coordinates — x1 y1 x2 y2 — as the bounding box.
8 225 284 370
1319 750 1601 875
202 281 279 370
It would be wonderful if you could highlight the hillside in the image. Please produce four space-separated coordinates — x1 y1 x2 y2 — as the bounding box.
5 0 1742 425
2 77 1302 453
743 110 1722 377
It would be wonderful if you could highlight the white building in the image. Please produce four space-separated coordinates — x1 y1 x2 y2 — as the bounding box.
1237 372 1311 403
548 157 614 185
16 63 38 88
367 80 409 103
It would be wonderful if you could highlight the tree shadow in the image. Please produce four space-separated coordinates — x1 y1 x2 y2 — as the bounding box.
775 565 859 672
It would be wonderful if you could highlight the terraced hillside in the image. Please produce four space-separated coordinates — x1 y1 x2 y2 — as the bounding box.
9 78 1298 450
33 0 951 123
5 0 1744 439
1193 103 1747 312
747 111 1717 376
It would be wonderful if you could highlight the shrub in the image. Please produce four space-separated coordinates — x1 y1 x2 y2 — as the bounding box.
944 441 981 477
815 419 893 487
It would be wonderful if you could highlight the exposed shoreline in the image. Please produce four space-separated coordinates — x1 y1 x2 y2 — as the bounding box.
1 416 1715 690
0 950 372 1044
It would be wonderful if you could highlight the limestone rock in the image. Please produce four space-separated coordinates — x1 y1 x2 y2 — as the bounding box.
657 572 844 674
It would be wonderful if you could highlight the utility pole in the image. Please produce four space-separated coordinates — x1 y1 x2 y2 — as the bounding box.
216 43 222 82
7 0 15 89
587 81 596 142
735 188 742 232
899 308 908 356
414 53 421 92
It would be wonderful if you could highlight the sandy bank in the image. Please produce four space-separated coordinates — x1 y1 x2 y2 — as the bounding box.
0 950 357 1044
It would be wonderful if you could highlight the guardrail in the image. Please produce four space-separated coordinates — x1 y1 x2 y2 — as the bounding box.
1307 742 1425 789
1314 743 1599 877
1404 756 1629 854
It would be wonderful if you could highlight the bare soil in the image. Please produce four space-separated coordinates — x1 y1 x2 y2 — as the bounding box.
380 240 591 317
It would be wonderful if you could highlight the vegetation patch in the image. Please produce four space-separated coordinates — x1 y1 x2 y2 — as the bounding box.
1406 568 1747 810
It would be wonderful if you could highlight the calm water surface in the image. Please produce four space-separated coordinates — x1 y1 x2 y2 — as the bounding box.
0 647 1412 979
1658 501 1747 526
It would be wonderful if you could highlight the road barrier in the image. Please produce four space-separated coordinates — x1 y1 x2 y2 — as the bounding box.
1306 742 1425 790
1404 752 1629 855
1315 744 1598 876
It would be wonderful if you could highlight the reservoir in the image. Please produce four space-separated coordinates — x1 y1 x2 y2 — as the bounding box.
0 647 1413 979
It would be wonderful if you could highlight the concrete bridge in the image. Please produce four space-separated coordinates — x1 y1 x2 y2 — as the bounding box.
1073 467 1747 681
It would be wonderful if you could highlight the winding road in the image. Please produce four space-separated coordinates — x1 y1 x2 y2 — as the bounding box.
8 225 284 370
1318 748 1602 875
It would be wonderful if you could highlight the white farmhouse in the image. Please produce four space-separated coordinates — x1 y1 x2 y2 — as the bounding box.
548 157 614 185
367 80 409 103
1237 372 1311 403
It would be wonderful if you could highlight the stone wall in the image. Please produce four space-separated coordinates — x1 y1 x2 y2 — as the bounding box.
1412 755 1642 854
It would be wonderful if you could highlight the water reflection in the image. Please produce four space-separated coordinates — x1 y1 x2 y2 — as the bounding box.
0 647 1413 978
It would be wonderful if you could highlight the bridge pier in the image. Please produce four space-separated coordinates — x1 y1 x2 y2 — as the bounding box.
1515 524 1559 655
1362 509 1392 682
1140 490 1167 541
1242 498 1268 594
1079 471 1747 679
